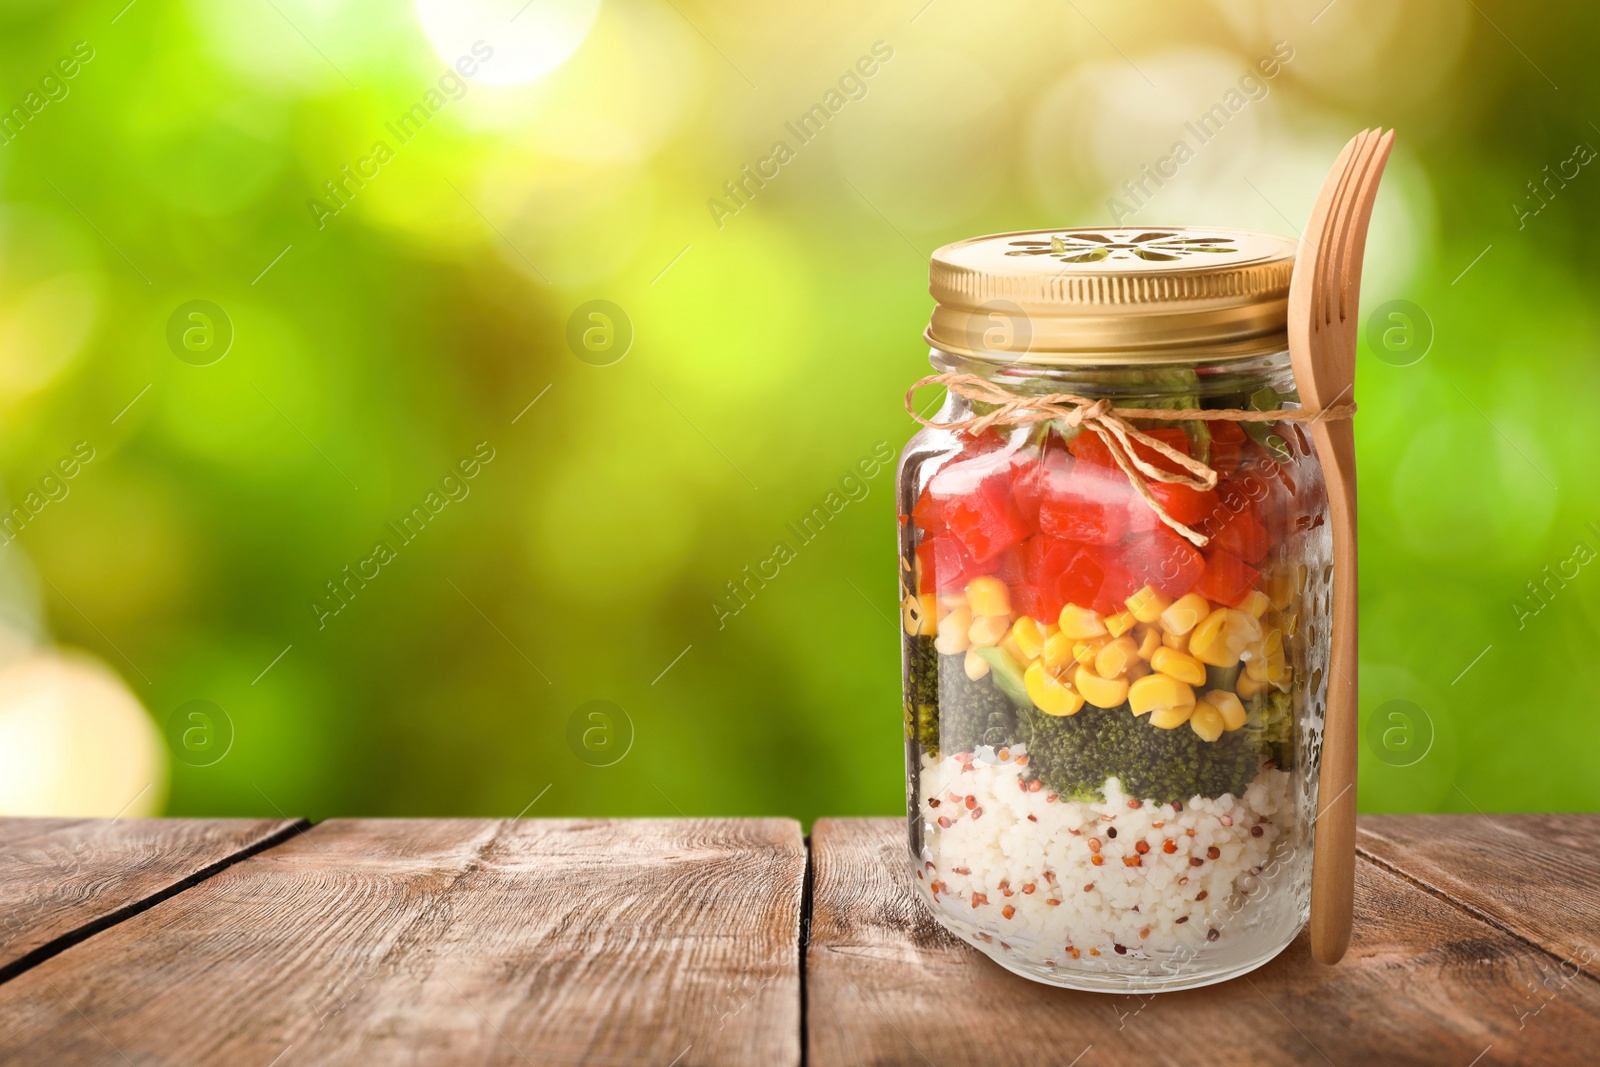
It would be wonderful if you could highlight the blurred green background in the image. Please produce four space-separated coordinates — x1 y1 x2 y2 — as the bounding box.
0 0 1595 821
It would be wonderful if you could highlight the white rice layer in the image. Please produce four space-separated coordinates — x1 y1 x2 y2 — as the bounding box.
913 748 1294 962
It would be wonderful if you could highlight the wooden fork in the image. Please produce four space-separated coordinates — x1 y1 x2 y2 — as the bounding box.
1287 127 1396 966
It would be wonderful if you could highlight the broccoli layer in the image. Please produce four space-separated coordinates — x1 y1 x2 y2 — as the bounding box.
905 639 1030 758
904 638 1278 802
904 634 941 754
1021 703 1268 806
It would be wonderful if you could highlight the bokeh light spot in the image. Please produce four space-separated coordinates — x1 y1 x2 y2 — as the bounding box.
0 654 167 817
414 0 600 86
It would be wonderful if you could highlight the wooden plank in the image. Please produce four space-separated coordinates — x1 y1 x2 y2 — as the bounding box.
1358 814 1600 969
0 819 86 849
0 817 303 983
808 817 1600 1067
0 818 805 1066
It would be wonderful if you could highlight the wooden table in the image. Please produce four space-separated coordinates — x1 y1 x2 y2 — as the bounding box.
0 816 1595 1065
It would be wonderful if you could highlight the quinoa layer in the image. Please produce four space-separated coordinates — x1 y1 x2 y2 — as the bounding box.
914 748 1294 962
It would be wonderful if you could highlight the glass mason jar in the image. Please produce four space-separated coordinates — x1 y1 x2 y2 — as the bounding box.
899 228 1330 992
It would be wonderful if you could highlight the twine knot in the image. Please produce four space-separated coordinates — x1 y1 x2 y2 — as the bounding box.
905 373 1354 547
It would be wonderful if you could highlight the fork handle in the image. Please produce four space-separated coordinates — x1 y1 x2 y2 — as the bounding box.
1309 417 1358 965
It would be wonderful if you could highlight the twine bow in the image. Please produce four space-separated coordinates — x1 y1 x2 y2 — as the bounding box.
905 373 1355 547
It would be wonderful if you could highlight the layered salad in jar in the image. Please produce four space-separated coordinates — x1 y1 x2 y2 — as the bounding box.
900 382 1325 988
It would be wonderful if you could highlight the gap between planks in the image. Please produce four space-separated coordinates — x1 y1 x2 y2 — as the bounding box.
0 820 311 988
799 835 815 1067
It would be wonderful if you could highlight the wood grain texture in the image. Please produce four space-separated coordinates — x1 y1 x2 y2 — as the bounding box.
0 817 302 982
808 817 1600 1067
1358 814 1600 969
1289 128 1395 966
0 819 86 849
1308 412 1359 964
0 818 805 1067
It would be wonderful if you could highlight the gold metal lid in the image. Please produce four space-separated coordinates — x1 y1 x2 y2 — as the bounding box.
925 227 1298 365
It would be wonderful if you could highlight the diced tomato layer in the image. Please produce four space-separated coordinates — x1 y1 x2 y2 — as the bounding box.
1137 428 1195 477
1116 528 1204 598
915 535 985 594
1038 496 1128 545
1069 427 1193 476
1056 544 1140 616
906 427 1291 613
1195 548 1260 607
990 543 1028 586
1217 465 1293 544
955 428 1010 460
1095 558 1141 616
1212 506 1271 565
913 538 935 595
1066 431 1111 468
1037 468 1130 545
1147 481 1221 528
1022 534 1077 580
1009 447 1070 529
915 539 935 594
1068 427 1189 467
942 477 1030 563
1011 582 1065 623
993 535 1075 621
1009 458 1044 528
911 486 945 536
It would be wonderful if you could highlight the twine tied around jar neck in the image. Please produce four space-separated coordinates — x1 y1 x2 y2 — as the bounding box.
905 373 1357 548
